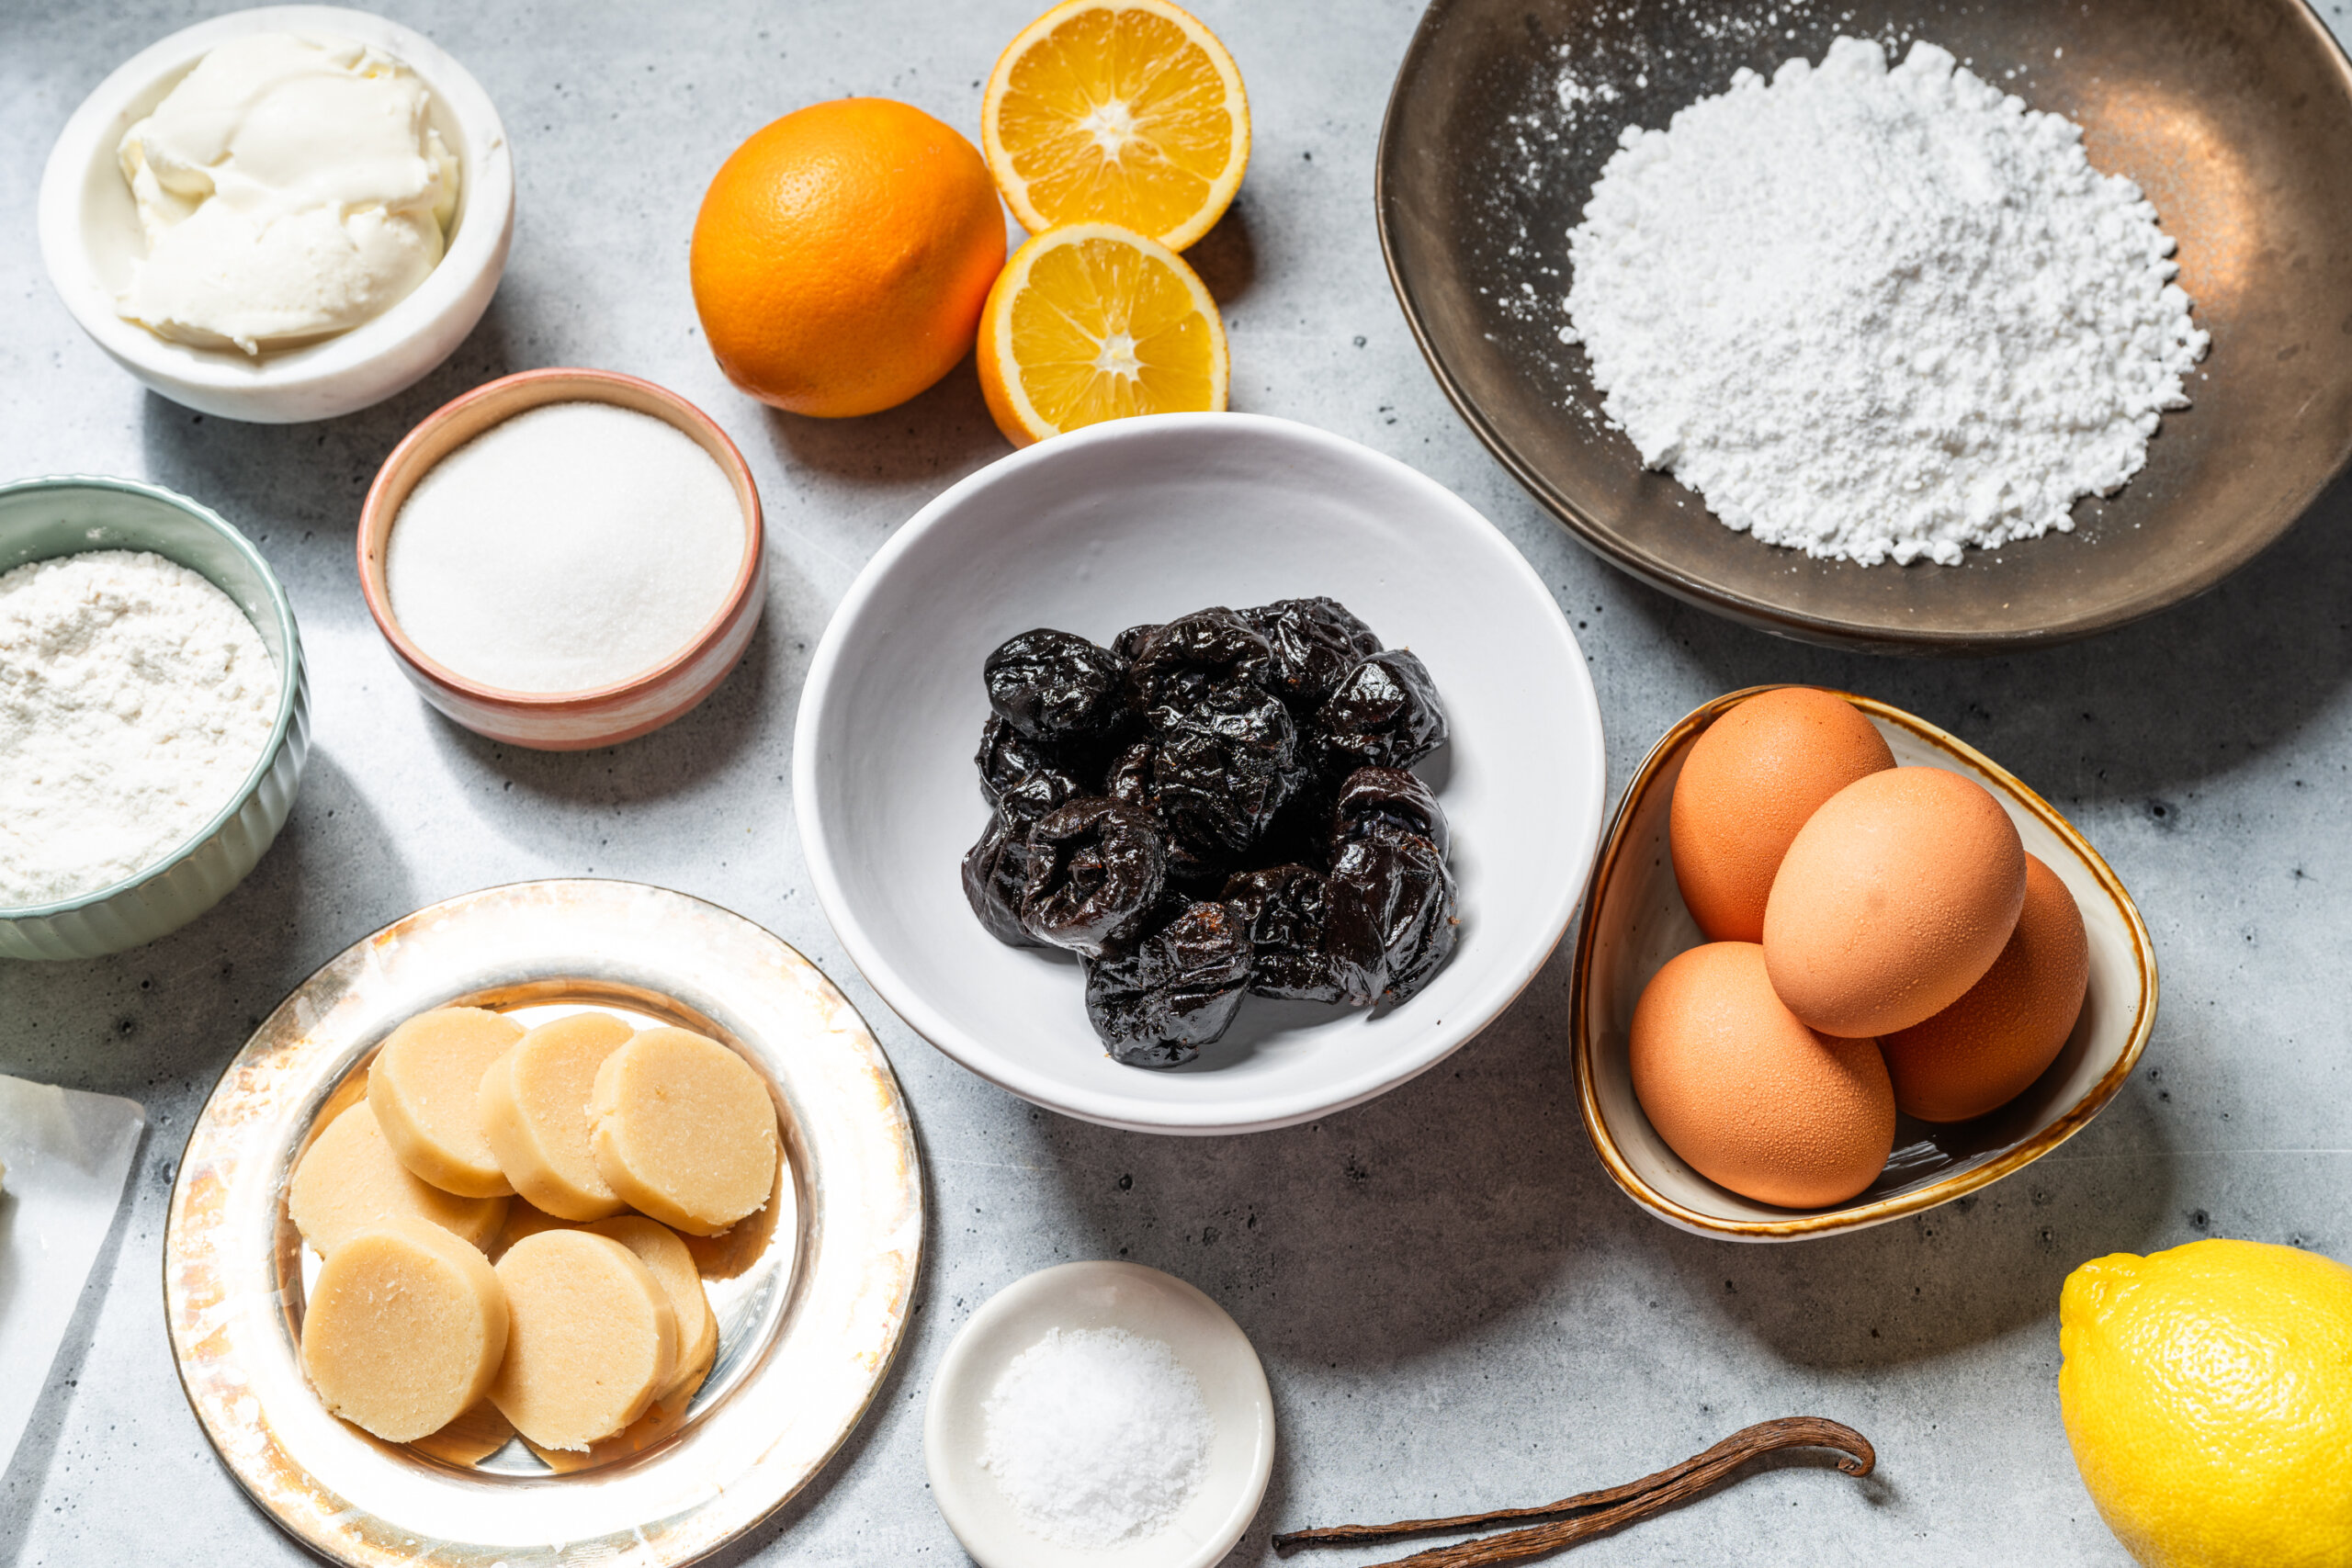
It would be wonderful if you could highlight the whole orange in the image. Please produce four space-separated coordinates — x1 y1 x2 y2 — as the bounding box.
691 99 1006 418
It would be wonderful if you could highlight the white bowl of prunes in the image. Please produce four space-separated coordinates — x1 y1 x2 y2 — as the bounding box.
796 412 1606 1134
964 604 1459 1067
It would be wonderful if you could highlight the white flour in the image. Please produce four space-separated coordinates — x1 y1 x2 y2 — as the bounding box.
1563 38 2210 565
0 550 278 907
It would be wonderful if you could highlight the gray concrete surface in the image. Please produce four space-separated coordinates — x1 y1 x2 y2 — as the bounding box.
4 2 2349 1563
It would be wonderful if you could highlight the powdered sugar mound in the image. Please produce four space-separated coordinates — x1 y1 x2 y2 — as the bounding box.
978 1326 1213 1548
1563 37 2210 566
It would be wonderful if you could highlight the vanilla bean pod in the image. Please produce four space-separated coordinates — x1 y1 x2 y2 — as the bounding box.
1272 1416 1873 1563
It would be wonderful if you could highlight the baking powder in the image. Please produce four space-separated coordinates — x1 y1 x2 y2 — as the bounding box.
978 1325 1214 1547
0 550 278 907
1564 38 2210 565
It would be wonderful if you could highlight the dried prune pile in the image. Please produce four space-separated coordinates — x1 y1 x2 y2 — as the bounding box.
961 598 1457 1069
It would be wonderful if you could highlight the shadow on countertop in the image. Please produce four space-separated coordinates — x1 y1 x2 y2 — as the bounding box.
424 605 790 836
1008 931 2182 1384
0 745 414 1101
758 348 1008 497
1628 468 2352 807
132 303 526 541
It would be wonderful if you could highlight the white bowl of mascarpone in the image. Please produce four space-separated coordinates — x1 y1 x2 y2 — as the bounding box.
37 6 514 424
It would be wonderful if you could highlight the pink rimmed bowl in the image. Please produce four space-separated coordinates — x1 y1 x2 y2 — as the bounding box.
357 368 764 750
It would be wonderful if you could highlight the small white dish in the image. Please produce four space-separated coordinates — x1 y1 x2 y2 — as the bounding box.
796 412 1608 1134
925 1261 1274 1568
38 6 514 424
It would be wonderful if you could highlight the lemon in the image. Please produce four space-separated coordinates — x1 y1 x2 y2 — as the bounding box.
2059 1237 2352 1568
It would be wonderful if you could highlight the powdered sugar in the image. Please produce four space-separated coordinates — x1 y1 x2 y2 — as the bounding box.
1563 37 2209 565
978 1325 1212 1548
0 550 278 906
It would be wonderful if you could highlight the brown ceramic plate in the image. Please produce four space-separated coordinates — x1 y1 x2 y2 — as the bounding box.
1377 0 2352 651
1570 689 2157 1241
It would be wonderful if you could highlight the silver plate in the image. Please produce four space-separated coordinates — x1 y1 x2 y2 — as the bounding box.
164 879 924 1566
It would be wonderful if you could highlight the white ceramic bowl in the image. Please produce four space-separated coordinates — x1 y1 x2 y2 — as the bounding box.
37 6 514 424
924 1261 1274 1568
796 412 1606 1134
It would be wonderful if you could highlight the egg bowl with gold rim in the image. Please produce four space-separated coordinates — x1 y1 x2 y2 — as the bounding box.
1570 687 2157 1242
356 367 765 751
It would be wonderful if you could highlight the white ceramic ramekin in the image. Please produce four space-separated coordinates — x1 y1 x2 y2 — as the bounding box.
37 6 514 424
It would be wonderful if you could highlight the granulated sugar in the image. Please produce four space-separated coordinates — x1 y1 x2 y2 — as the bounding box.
0 550 278 906
387 401 744 693
978 1326 1213 1548
1563 37 2210 565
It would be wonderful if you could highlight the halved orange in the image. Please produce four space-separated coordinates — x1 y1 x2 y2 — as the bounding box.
981 0 1250 252
975 221 1228 447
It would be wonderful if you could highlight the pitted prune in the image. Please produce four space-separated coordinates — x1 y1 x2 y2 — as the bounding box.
1222 864 1343 1002
977 716 1088 818
1327 830 1457 1007
1331 767 1450 860
1314 650 1449 774
1104 739 1156 808
1150 683 1300 856
1244 598 1383 713
1102 739 1221 886
963 597 1458 1066
1127 610 1272 722
963 812 1046 948
1018 798 1168 956
986 629 1134 742
1112 623 1160 664
1082 900 1254 1067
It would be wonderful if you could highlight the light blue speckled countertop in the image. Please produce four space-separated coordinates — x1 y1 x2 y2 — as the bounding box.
4 3 2349 1563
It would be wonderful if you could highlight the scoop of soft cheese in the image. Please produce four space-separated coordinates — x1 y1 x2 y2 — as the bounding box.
116 33 459 355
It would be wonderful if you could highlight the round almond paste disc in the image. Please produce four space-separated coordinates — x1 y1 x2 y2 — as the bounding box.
368 1007 523 1197
478 1011 632 1221
490 1229 679 1451
288 1101 508 1256
301 1217 510 1442
584 1214 719 1400
589 1027 779 1236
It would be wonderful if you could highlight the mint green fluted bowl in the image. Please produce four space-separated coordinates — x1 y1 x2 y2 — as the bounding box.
0 477 309 960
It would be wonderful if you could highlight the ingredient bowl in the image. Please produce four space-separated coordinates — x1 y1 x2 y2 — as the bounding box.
924 1261 1274 1568
796 412 1607 1134
0 476 309 961
1571 688 2156 1240
38 6 514 424
1377 0 2352 650
357 368 766 750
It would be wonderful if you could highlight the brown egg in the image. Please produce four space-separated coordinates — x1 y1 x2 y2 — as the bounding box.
1629 942 1895 1210
1669 687 1894 942
1762 767 2026 1039
1881 854 2089 1122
